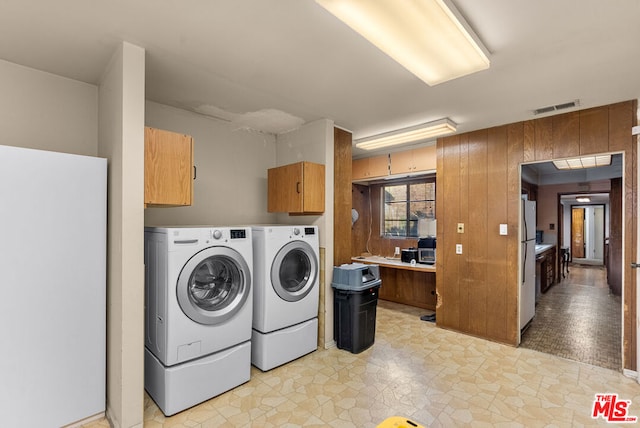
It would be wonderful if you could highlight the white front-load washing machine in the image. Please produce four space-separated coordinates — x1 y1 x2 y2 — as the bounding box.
251 225 319 371
144 226 253 416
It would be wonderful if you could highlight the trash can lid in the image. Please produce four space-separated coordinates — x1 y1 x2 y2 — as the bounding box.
332 263 381 291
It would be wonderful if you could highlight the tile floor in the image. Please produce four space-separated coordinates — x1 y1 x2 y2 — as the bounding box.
520 264 621 370
85 295 640 427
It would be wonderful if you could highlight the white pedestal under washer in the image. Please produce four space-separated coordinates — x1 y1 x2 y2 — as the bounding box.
251 225 319 371
144 226 253 415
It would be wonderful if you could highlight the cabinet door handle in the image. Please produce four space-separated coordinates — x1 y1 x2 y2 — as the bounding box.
296 181 301 193
193 165 197 180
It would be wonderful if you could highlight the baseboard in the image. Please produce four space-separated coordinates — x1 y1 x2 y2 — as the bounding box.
324 340 337 350
623 369 638 380
62 412 105 428
106 406 119 428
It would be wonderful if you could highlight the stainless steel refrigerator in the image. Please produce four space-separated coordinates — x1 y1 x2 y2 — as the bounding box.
0 145 106 427
520 199 536 330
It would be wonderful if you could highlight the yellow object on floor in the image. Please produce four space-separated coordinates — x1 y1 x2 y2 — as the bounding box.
377 416 425 428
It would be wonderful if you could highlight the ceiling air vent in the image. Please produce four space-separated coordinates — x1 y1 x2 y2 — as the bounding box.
533 100 579 115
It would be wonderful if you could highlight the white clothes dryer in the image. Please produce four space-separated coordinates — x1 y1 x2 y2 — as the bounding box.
144 226 253 416
251 225 319 371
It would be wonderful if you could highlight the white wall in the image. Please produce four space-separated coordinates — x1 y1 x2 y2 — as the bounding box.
0 59 97 156
275 119 335 347
98 42 146 428
144 101 278 226
275 119 335 245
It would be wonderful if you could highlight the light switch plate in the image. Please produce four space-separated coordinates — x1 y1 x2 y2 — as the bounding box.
457 223 464 233
456 244 463 254
499 224 508 235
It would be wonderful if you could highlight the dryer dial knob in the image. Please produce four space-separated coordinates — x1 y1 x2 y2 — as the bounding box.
293 228 300 236
212 230 222 240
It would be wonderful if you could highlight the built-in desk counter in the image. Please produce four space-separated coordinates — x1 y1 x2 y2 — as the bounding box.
350 256 436 310
351 256 436 272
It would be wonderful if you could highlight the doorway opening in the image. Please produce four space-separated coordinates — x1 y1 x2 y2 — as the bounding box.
569 203 606 266
518 153 623 371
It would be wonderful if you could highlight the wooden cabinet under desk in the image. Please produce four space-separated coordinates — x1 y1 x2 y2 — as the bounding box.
351 256 436 310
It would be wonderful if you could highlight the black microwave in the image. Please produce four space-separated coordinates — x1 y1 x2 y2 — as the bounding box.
418 237 436 265
418 248 435 265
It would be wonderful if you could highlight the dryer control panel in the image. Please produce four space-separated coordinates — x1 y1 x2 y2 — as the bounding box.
230 229 247 239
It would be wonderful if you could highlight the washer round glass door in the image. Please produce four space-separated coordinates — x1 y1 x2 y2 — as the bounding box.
271 240 318 302
177 246 251 325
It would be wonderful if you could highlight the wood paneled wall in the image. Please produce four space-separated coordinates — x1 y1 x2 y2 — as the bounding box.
351 182 421 257
436 100 637 370
351 183 371 256
334 128 352 265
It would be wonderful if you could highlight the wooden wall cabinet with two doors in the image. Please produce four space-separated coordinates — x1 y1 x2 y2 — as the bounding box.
389 145 436 175
352 154 389 181
268 161 325 214
144 126 194 207
352 145 436 182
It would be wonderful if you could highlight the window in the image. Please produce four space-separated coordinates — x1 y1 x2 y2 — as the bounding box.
383 179 435 237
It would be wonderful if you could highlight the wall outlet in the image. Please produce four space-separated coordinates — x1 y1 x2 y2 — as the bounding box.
457 223 464 233
499 224 508 235
456 244 463 254
394 247 400 256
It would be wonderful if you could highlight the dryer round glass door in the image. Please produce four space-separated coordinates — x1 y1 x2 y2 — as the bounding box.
271 240 318 302
177 247 251 325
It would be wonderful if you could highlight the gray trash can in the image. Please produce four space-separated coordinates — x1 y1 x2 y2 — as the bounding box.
332 263 382 354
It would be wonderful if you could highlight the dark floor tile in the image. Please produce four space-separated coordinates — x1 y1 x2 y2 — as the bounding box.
520 264 621 371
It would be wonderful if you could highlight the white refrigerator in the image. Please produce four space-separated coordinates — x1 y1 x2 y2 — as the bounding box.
0 145 106 427
520 199 536 330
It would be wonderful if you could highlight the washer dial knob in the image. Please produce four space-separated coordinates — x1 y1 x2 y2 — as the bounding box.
293 228 301 236
212 230 222 240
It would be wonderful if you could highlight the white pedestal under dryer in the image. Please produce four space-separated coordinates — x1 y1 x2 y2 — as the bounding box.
144 226 253 416
251 225 320 371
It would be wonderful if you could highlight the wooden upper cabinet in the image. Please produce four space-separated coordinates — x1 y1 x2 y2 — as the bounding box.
144 126 194 207
268 161 325 214
352 154 389 181
390 145 436 174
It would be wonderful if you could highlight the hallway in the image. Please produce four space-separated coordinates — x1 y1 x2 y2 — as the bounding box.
520 264 621 371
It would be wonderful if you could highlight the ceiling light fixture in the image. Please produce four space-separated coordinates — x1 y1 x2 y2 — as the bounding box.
355 118 457 150
576 197 591 203
315 0 490 85
553 155 612 170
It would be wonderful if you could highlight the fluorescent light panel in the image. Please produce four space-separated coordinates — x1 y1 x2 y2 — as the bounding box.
553 155 611 170
576 197 591 203
315 0 490 85
355 118 456 150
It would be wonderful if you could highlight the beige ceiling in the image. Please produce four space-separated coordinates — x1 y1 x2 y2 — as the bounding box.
1 1 639 157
